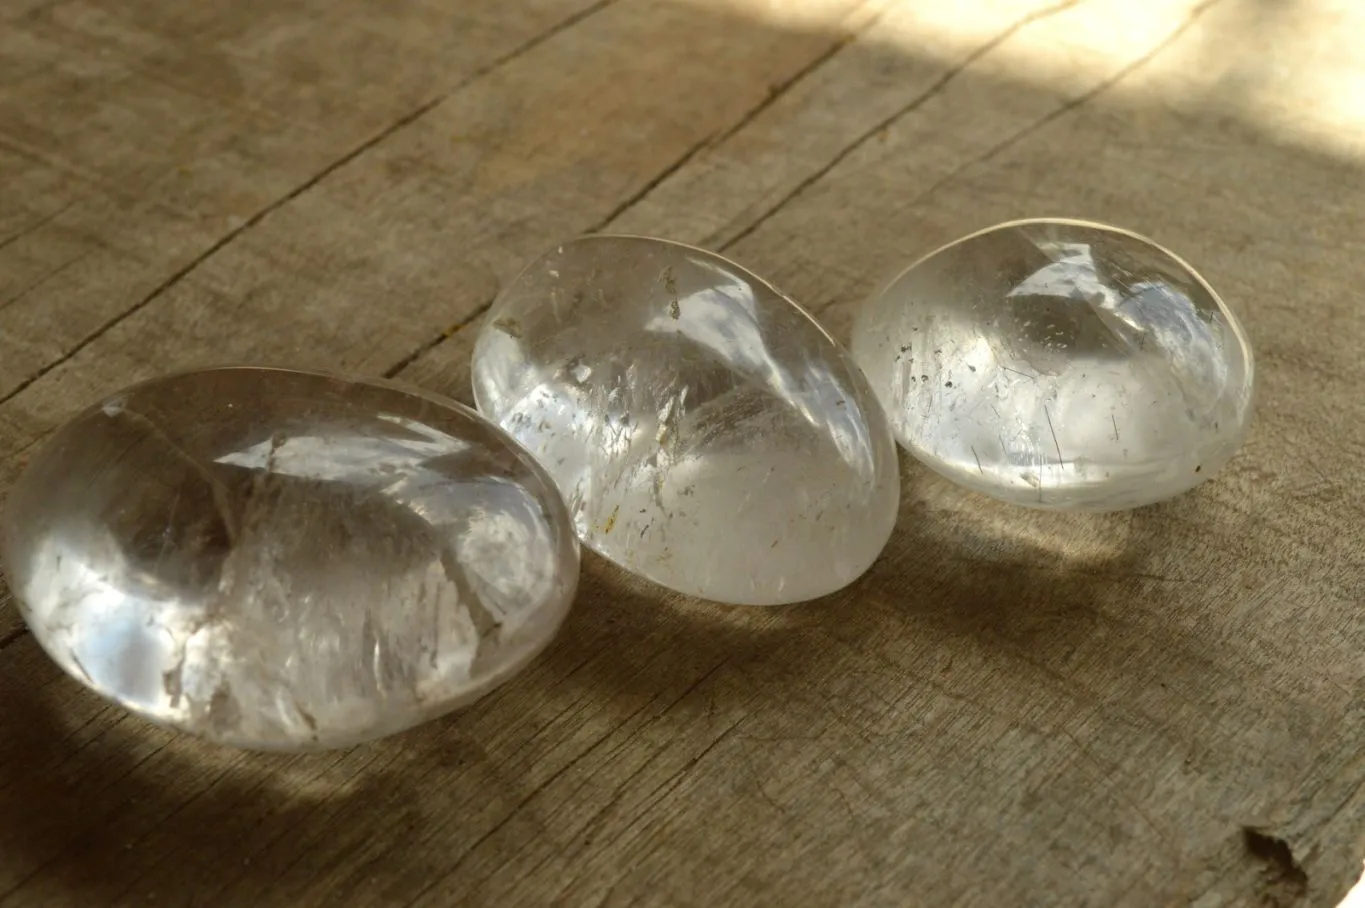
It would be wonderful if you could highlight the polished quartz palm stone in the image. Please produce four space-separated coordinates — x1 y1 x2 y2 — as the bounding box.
852 219 1255 510
472 235 899 605
1 367 579 751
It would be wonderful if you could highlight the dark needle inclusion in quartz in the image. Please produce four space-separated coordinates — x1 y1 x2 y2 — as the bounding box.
473 235 900 605
852 219 1255 510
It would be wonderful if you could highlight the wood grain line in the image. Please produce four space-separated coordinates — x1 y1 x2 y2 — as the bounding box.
0 200 76 254
0 254 87 313
0 0 623 409
383 299 495 380
0 738 176 902
400 658 730 908
887 0 1230 221
387 6 886 380
597 127 723 233
0 625 27 652
718 0 1089 253
386 123 735 378
706 0 889 151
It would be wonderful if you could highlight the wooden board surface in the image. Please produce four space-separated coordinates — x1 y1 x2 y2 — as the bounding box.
1 0 1363 904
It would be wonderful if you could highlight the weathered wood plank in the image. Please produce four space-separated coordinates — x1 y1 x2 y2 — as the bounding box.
0 0 872 634
0 1 911 905
1 0 1363 905
334 0 1365 904
0 0 612 399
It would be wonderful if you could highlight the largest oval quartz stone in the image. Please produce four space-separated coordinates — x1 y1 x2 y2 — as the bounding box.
472 235 899 605
852 219 1255 510
1 367 579 750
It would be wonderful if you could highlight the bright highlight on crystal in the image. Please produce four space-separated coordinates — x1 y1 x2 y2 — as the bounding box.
1 367 579 751
472 235 900 605
852 219 1255 510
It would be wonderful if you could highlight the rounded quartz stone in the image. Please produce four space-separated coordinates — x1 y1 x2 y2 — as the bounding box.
1 367 579 750
852 219 1255 510
472 235 899 605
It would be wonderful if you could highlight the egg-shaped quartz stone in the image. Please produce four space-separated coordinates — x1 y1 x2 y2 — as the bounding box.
851 219 1255 511
471 235 899 606
1 367 579 751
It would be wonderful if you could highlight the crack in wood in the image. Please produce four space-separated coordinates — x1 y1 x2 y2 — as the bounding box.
0 199 77 255
0 0 624 410
0 625 29 653
386 2 887 380
0 92 435 408
398 657 730 907
891 0 1230 219
596 128 721 233
706 0 891 151
383 297 496 380
719 0 1090 253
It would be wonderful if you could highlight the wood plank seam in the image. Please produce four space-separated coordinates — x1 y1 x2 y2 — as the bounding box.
384 0 895 380
717 0 1091 254
704 0 889 151
0 625 26 653
880 0 1233 231
0 199 78 254
0 0 624 411
382 122 731 381
397 657 732 906
382 0 1102 380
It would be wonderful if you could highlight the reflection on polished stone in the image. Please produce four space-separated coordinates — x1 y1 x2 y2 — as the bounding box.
852 219 1255 510
472 235 899 605
1 367 579 751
